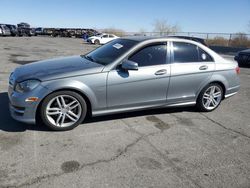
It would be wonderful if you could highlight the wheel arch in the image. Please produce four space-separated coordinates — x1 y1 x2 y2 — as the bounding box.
36 87 93 123
197 80 226 101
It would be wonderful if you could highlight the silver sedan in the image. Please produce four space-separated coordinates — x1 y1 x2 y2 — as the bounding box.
8 37 240 130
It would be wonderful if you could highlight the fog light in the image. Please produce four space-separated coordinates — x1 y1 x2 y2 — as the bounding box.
25 97 39 102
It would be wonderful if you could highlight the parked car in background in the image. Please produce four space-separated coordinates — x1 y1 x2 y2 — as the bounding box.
8 37 240 131
34 27 44 36
87 33 119 44
234 49 250 66
6 24 18 36
0 24 11 36
17 22 34 36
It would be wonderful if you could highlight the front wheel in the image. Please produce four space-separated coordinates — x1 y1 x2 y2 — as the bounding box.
196 83 223 112
94 39 100 45
40 91 87 131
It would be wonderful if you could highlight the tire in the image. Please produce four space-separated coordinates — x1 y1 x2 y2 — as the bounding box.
94 39 100 45
40 91 87 131
196 83 223 112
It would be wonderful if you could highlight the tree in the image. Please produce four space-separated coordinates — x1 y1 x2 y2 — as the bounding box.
153 19 181 36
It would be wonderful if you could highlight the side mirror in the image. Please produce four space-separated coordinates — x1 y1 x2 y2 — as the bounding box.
122 60 138 71
234 55 239 61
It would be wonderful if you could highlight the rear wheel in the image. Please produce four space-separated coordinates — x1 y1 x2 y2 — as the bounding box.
40 91 87 131
196 83 223 112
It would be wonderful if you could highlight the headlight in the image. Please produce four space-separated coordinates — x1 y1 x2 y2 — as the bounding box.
15 80 40 93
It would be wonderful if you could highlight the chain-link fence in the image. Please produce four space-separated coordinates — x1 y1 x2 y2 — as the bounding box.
117 32 250 48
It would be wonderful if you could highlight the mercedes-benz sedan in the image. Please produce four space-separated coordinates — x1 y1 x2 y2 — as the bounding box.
8 37 240 130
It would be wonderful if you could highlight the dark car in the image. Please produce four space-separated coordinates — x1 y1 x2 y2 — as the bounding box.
34 27 44 36
6 24 18 36
17 22 34 37
234 49 250 66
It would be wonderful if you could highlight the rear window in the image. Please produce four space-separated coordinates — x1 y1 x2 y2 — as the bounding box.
173 42 213 62
173 42 199 63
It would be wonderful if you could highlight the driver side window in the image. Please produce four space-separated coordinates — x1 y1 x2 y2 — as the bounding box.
128 44 167 67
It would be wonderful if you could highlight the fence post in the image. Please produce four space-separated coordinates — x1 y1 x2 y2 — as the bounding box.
228 34 232 47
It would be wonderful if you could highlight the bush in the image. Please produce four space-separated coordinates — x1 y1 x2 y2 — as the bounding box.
206 34 250 48
230 33 250 48
206 37 228 46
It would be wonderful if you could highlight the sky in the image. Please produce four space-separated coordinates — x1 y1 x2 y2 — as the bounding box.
0 0 250 33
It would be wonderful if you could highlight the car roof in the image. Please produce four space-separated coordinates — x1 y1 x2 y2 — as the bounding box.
122 36 206 45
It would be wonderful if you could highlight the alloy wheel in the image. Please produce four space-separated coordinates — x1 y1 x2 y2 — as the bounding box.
202 85 222 110
45 95 82 127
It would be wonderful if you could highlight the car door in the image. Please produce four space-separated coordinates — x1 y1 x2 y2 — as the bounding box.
167 41 215 104
107 42 171 110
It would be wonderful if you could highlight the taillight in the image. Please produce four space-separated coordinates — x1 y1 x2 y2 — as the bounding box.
235 66 240 74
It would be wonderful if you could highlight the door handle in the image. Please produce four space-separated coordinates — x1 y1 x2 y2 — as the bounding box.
155 69 167 75
199 65 208 70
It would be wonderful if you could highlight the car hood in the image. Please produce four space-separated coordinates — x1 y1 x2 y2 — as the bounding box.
13 55 104 82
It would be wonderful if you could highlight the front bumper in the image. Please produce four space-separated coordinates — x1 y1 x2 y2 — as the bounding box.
8 84 51 124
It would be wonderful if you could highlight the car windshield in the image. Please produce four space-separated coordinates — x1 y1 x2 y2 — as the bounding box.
95 34 103 37
83 39 138 65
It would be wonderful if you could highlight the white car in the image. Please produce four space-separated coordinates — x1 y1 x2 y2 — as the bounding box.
87 33 119 45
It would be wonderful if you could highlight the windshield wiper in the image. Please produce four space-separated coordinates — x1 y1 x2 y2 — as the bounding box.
83 55 105 65
84 55 95 62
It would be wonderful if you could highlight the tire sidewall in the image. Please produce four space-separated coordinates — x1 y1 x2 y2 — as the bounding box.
197 83 223 112
40 91 87 131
